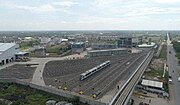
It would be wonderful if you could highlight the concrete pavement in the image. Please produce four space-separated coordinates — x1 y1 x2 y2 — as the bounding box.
30 51 87 86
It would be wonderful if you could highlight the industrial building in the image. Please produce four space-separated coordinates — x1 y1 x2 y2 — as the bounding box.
118 37 132 48
0 43 20 65
87 48 128 57
91 43 117 50
71 42 85 53
34 47 46 57
132 37 139 47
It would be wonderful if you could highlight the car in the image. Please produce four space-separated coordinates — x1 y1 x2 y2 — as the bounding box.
178 77 180 82
169 79 173 84
169 75 172 78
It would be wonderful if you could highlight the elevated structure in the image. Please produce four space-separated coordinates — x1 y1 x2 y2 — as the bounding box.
0 43 20 65
109 50 154 105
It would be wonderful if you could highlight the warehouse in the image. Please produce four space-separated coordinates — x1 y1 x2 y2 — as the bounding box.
0 43 20 65
91 43 117 50
87 48 128 57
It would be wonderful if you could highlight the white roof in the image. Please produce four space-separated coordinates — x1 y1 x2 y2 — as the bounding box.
15 52 29 55
61 39 68 41
89 48 127 53
138 42 156 48
0 43 16 52
141 79 163 88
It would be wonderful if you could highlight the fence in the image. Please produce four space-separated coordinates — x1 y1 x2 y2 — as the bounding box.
0 78 105 105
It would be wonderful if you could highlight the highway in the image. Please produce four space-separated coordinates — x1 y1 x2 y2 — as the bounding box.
167 33 180 105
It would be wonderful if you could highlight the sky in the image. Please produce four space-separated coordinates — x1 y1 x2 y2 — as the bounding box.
0 0 180 30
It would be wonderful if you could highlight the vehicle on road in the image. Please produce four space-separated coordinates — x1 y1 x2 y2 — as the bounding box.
169 79 172 84
169 75 173 84
169 51 171 54
169 75 172 78
178 77 180 82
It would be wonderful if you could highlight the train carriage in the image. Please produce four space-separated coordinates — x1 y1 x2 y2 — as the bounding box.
80 60 110 80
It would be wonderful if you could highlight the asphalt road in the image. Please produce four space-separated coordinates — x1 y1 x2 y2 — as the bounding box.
167 33 180 105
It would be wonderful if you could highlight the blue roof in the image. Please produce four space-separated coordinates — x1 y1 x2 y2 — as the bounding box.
0 43 16 52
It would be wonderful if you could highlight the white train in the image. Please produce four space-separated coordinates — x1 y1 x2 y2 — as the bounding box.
80 60 111 81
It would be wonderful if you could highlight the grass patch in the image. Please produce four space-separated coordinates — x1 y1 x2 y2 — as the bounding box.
159 44 167 60
20 40 40 50
163 70 169 92
0 82 88 105
46 44 71 55
144 68 164 78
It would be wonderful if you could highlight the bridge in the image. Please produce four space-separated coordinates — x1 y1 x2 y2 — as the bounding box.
108 50 154 105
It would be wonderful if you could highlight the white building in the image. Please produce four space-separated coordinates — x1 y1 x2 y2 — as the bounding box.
0 43 20 65
40 37 51 44
138 42 156 48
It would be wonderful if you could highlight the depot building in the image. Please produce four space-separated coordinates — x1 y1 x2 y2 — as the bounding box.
0 43 20 65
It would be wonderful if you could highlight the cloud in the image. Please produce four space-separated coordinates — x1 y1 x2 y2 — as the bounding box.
52 1 78 8
2 2 57 13
15 4 55 13
75 16 128 24
2 1 78 13
154 0 180 4
93 0 121 7
123 7 180 17
1 0 180 30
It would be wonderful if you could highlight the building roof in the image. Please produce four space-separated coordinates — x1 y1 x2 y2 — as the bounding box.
15 52 29 55
141 79 163 89
138 42 156 48
88 48 127 53
71 42 84 45
0 43 16 52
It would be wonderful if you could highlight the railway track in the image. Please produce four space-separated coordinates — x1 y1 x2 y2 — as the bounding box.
45 52 148 99
96 54 146 98
76 53 145 94
83 53 146 97
63 54 131 90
